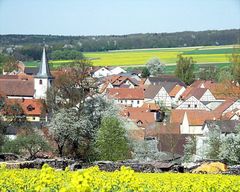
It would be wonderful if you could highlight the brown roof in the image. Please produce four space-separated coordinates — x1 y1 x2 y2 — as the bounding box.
0 79 34 97
169 85 184 97
182 87 208 100
170 109 221 126
144 85 163 99
107 88 144 100
190 80 215 88
145 122 180 137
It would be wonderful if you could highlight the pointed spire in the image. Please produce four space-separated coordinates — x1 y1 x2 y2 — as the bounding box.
36 45 52 78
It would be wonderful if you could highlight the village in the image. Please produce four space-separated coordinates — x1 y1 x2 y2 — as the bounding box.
0 45 239 170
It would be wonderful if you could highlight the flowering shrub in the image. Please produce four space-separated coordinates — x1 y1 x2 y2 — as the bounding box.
0 164 240 191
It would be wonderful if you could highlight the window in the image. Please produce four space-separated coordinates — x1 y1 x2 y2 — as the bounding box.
137 100 140 104
188 104 191 108
39 79 42 85
194 104 197 108
32 117 36 120
121 100 123 103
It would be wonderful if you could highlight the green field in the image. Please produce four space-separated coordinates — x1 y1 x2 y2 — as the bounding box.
25 45 235 72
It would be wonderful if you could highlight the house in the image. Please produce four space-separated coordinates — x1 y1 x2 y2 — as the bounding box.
222 108 240 120
169 84 186 104
144 75 186 87
213 99 239 115
0 78 35 99
176 96 210 111
170 109 221 134
92 67 112 78
2 98 47 122
107 88 144 107
99 75 139 93
122 107 157 128
110 67 126 75
144 85 172 107
91 66 126 78
181 88 216 102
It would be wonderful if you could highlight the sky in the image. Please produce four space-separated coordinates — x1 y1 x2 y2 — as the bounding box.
0 0 239 36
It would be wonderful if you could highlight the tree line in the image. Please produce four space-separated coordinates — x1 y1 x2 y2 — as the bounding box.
0 29 239 52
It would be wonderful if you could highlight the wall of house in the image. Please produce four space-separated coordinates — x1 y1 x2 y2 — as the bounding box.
153 88 172 107
115 99 144 107
93 68 112 78
110 67 126 75
200 89 216 101
26 116 41 122
7 96 34 99
177 96 209 111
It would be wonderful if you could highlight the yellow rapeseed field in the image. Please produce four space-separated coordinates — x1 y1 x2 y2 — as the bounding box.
0 164 240 192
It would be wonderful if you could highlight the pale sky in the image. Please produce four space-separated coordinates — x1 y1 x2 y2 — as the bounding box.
0 0 239 35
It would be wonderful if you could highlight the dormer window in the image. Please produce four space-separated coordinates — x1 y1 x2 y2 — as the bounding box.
27 105 35 111
137 120 143 126
39 79 42 85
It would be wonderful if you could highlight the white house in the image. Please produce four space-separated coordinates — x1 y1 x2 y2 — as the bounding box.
176 96 210 111
107 88 144 107
110 67 126 75
92 67 112 78
144 85 172 107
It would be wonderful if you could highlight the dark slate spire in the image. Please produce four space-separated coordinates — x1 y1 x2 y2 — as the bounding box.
36 46 52 78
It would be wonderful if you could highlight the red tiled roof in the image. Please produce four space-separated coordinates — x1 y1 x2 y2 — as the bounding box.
122 107 156 127
170 109 221 126
4 99 46 116
107 88 144 100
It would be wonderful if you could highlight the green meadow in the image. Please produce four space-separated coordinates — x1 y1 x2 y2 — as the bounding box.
25 45 235 73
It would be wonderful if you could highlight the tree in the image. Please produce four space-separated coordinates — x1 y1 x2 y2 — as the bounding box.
183 136 196 162
131 139 167 162
205 125 221 159
230 44 240 84
46 59 96 115
141 67 150 78
175 54 195 85
146 57 165 76
2 133 50 159
48 108 91 157
95 116 130 161
217 67 233 83
218 126 240 164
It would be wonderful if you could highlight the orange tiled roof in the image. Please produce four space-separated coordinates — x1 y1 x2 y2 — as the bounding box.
122 107 156 127
170 109 221 126
107 88 144 100
169 85 184 97
4 99 46 116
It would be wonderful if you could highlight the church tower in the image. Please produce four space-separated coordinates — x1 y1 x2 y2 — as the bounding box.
34 46 54 99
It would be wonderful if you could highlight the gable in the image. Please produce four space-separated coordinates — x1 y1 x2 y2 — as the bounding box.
177 96 209 110
200 89 216 101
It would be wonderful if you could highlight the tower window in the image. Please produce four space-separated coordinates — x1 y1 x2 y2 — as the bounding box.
39 79 42 85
